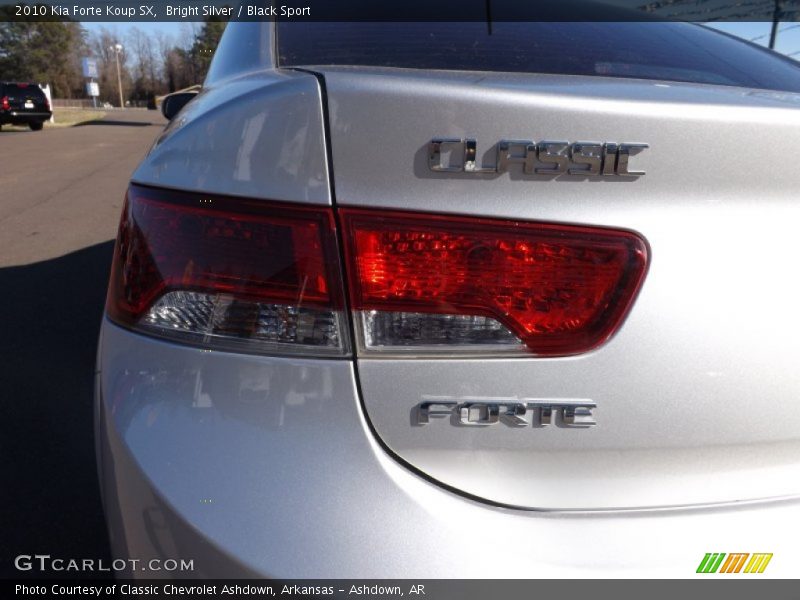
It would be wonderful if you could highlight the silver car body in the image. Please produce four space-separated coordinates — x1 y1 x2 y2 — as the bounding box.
96 21 800 577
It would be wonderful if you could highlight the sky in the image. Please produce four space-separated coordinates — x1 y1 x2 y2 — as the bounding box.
81 20 185 43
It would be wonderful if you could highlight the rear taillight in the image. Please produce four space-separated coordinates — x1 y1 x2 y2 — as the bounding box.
106 185 349 356
340 208 647 357
1 96 9 110
107 186 648 358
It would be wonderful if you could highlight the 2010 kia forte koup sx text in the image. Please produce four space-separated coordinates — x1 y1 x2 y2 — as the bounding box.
95 18 800 578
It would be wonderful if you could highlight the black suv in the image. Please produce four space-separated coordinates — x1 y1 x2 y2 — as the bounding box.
0 82 52 131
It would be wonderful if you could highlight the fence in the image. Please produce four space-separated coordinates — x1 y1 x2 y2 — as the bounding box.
51 99 157 110
51 98 96 109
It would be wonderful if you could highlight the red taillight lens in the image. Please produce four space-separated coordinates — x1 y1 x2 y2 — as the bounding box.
1 96 9 110
340 208 647 356
106 185 349 355
107 185 648 358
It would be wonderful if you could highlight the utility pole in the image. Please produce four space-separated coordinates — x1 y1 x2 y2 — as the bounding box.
111 43 124 108
769 0 783 50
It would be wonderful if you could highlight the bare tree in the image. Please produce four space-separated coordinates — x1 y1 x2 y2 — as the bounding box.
127 27 163 104
88 27 132 105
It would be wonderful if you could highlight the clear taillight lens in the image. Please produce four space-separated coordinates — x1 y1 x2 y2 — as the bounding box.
361 310 524 351
340 208 648 357
106 185 349 356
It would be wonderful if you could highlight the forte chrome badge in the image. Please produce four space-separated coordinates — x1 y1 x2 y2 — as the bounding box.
415 398 597 428
429 138 648 176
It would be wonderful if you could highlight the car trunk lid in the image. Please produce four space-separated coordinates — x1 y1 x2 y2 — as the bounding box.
312 66 800 510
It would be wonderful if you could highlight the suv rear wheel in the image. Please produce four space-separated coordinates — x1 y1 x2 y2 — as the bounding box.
29 121 43 131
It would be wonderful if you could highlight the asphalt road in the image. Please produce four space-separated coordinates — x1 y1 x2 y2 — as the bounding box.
0 110 167 578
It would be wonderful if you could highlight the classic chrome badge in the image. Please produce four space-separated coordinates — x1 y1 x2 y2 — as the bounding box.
415 398 597 428
429 138 648 176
